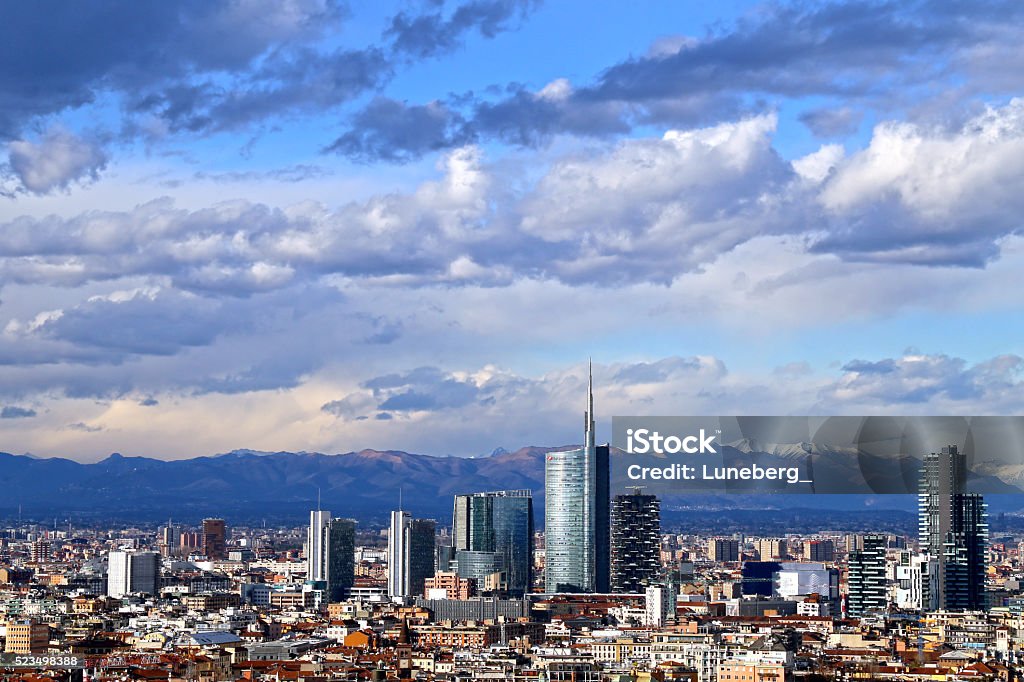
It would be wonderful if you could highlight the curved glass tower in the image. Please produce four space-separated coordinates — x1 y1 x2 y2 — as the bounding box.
545 361 609 593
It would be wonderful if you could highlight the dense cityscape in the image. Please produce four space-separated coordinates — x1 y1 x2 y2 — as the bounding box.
5 1 1024 681
0 380 1015 682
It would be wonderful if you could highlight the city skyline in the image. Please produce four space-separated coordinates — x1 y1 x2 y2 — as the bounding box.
2 2 1024 677
1 2 1024 460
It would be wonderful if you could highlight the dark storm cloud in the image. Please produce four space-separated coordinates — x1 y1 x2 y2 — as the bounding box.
0 0 345 137
363 367 448 391
470 86 632 145
194 354 320 395
0 0 543 178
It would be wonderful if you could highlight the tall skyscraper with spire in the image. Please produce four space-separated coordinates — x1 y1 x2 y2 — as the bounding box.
544 360 610 593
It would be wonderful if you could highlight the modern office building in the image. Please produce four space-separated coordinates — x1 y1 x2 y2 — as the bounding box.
408 518 436 597
846 534 887 617
308 510 332 582
452 490 534 595
918 445 988 610
107 549 161 598
491 491 534 594
436 544 456 573
308 512 356 602
944 492 988 610
544 361 610 593
388 511 436 599
180 531 202 554
327 518 356 601
388 511 410 598
846 534 865 553
454 550 505 590
610 492 661 593
202 518 227 560
453 494 492 552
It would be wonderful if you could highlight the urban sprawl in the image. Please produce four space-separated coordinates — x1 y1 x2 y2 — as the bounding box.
0 376 1011 682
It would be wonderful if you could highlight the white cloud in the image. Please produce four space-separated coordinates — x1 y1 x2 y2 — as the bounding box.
793 144 845 183
1 350 1021 461
7 128 108 194
815 99 1024 264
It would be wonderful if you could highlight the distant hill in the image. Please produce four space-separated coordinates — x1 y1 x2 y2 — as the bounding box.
0 446 563 524
3 444 1023 526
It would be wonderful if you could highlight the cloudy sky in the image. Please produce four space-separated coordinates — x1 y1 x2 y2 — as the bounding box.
2 0 1024 461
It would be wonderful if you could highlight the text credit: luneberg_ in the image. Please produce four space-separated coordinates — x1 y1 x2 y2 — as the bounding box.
624 428 807 485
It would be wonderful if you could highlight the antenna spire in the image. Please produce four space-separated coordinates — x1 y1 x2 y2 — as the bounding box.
585 358 595 450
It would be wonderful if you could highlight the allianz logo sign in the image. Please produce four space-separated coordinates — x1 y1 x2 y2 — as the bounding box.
625 428 718 454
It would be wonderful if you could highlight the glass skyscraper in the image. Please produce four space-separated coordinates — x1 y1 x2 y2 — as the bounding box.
325 518 355 602
943 492 988 610
545 362 610 593
452 490 534 595
492 491 534 594
919 445 988 610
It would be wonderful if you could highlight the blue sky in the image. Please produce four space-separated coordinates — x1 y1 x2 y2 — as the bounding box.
1 0 1024 460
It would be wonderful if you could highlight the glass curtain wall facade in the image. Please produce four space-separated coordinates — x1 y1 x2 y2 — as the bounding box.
545 361 609 593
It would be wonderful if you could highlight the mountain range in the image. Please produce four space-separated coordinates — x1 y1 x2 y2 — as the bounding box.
0 446 553 524
2 444 1024 526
